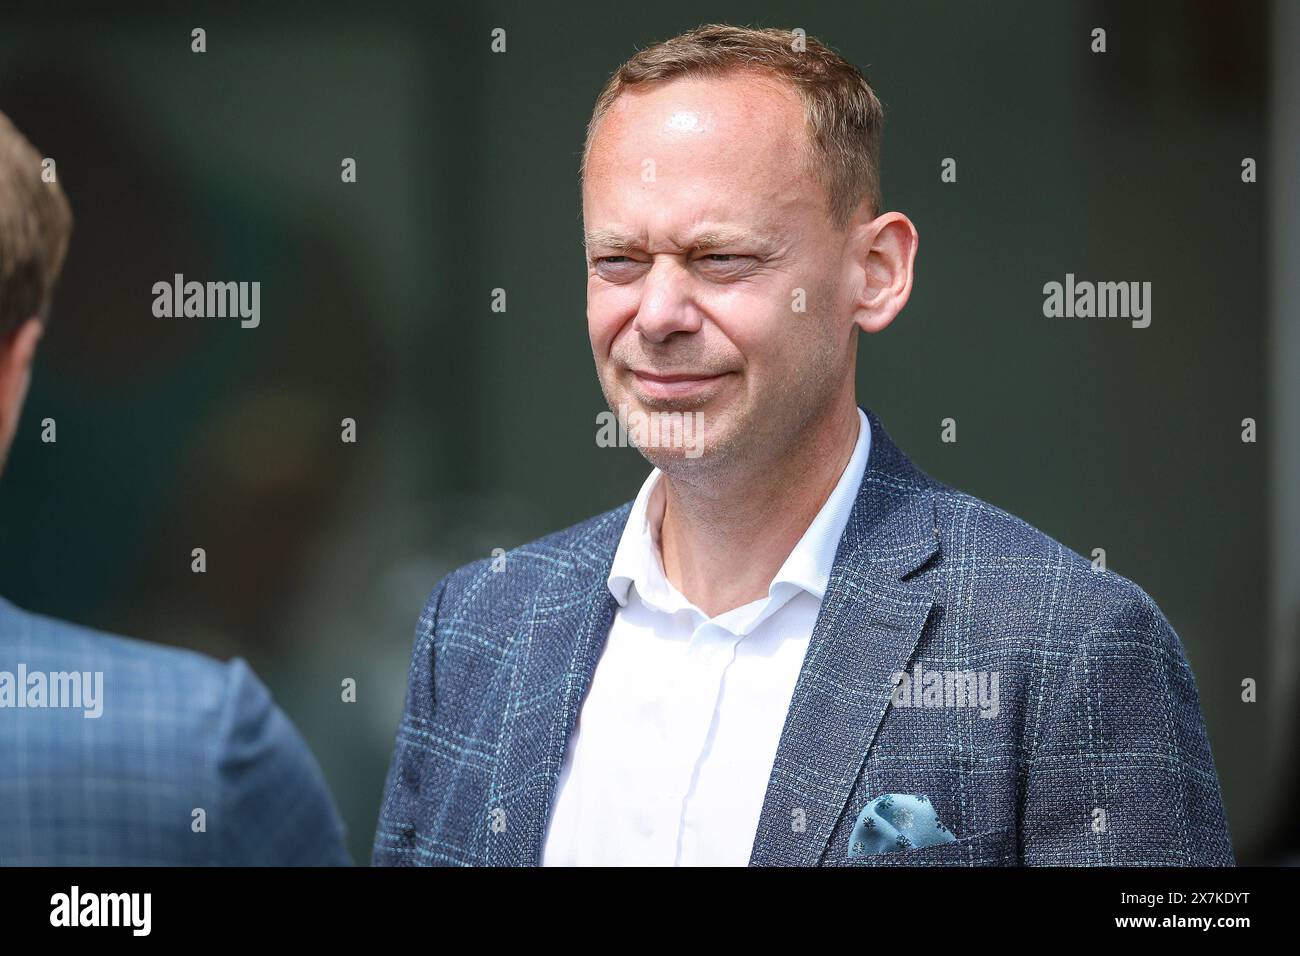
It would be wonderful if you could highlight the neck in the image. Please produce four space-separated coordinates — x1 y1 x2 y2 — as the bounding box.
657 399 862 618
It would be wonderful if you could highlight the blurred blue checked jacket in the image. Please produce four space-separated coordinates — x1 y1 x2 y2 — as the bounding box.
0 597 351 866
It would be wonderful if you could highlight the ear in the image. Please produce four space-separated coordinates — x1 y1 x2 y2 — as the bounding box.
849 212 919 334
0 317 45 465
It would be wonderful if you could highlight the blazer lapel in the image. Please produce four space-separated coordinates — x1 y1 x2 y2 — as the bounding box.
748 408 941 866
485 507 625 866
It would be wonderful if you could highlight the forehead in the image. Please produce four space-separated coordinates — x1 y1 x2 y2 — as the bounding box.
583 70 818 234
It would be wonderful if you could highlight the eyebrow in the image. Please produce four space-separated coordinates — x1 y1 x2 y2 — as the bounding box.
583 227 778 255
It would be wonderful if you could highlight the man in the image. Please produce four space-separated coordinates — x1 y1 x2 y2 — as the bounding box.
375 24 1233 866
0 110 351 866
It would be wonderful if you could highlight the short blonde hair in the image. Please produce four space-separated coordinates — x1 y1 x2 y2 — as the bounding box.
0 110 73 337
582 23 885 228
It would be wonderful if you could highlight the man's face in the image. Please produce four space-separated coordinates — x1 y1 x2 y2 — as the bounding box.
583 70 858 476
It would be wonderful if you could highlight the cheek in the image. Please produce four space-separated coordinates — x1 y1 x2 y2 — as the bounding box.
586 281 632 356
586 306 615 357
703 285 788 364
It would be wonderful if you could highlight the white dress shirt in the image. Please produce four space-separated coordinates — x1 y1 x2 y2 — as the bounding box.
541 407 871 866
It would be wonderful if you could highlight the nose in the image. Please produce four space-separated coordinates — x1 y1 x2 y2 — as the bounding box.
632 257 702 344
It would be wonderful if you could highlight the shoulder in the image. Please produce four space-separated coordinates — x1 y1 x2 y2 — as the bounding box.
0 597 349 864
0 595 232 716
928 478 1092 571
417 501 632 637
921 479 1190 668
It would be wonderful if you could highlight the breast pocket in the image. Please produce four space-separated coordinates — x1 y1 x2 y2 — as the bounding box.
833 827 1017 866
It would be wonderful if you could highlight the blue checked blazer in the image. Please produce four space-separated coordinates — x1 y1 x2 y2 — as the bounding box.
0 598 351 865
374 406 1234 866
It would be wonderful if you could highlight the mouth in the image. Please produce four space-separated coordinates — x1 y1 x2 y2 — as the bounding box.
628 368 732 401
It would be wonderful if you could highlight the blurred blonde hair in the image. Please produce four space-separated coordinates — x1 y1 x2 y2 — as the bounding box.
0 110 72 336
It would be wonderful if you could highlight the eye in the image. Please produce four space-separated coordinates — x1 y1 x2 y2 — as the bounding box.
695 253 753 272
594 256 645 269
592 255 647 283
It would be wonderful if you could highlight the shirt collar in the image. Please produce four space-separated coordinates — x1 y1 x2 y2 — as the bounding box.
606 465 678 611
607 406 871 612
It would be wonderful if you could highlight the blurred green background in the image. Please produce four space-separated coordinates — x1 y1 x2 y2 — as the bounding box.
0 0 1285 864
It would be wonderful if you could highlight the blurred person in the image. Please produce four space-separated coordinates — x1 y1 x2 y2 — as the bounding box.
375 24 1232 866
0 109 350 866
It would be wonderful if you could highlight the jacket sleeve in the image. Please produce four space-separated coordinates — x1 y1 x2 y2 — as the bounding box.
214 658 353 865
1022 587 1234 865
371 574 450 866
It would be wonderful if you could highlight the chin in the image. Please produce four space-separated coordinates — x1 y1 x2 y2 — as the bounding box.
640 418 744 473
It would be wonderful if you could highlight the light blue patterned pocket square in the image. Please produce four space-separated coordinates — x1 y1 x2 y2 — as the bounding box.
848 793 955 858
